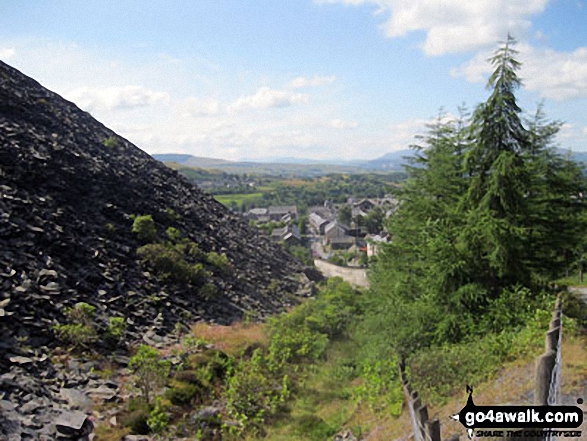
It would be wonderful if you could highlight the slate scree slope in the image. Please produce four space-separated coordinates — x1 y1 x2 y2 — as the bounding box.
0 61 315 438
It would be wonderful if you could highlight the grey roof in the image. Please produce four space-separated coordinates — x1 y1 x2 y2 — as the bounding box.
268 205 297 215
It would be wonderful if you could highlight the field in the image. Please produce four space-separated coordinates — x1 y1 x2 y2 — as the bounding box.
213 192 264 207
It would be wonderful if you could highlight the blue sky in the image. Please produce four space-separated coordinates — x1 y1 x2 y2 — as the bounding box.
1 0 586 160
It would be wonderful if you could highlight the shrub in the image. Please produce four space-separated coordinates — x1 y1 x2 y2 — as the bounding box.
102 136 118 149
53 323 96 348
129 345 171 405
174 370 202 385
165 227 182 243
137 244 209 285
200 282 218 299
225 349 290 434
294 415 336 441
165 382 200 406
132 214 158 243
123 409 150 435
106 316 127 346
53 302 97 348
147 397 169 434
206 251 231 274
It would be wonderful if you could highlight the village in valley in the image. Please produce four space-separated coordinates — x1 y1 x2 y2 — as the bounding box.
243 196 399 266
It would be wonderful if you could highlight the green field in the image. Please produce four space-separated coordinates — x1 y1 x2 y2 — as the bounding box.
214 192 264 207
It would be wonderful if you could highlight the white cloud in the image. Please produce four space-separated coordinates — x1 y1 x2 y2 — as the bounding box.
177 97 221 117
290 75 337 88
65 85 170 111
452 43 587 101
328 118 359 129
0 47 16 60
227 87 309 112
316 0 548 55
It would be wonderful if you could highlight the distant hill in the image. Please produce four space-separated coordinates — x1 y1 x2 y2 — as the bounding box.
153 154 367 176
152 151 414 176
154 147 587 177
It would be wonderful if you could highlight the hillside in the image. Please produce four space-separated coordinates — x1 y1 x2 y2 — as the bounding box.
152 153 369 176
0 61 315 438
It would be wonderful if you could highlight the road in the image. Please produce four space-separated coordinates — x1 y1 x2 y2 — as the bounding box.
314 259 369 288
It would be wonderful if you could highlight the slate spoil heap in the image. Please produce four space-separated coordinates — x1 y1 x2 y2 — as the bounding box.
0 61 316 439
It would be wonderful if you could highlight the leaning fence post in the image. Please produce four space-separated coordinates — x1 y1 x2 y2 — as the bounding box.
535 350 556 405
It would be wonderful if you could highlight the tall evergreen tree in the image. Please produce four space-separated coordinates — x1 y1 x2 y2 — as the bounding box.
361 36 586 357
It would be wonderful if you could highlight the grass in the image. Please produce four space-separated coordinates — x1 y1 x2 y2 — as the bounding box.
191 321 268 357
213 193 264 208
555 272 587 287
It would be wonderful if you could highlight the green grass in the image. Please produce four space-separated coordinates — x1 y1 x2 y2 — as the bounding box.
555 272 587 287
213 193 264 207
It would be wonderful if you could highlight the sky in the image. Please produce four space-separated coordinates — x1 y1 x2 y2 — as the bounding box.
1 0 586 161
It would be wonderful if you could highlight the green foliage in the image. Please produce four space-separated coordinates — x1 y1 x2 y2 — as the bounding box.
147 397 169 434
132 214 158 243
287 244 313 266
165 382 200 406
362 36 586 360
105 316 127 346
123 409 150 435
354 359 404 415
206 251 231 273
267 278 359 368
102 136 118 149
129 345 171 405
408 308 550 405
200 282 218 299
225 349 290 435
53 302 97 348
137 243 210 285
53 323 96 348
293 415 337 441
165 226 182 243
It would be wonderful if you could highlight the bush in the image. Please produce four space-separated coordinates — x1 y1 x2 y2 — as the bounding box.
53 302 97 348
206 251 231 274
102 136 118 149
129 345 171 405
105 316 127 347
137 243 209 285
165 382 200 406
294 415 336 441
123 409 150 435
147 397 169 434
174 370 202 385
225 349 290 434
132 214 158 243
53 323 96 348
165 227 182 243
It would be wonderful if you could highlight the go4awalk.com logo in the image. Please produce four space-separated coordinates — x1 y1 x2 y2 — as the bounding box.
451 386 583 439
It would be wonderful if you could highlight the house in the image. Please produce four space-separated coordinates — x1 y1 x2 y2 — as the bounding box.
324 221 349 241
268 205 298 221
271 224 301 245
246 208 270 223
366 233 390 257
353 198 377 212
308 204 336 221
330 235 356 250
309 212 329 235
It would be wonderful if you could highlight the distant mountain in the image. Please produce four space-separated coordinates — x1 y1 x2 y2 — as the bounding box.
358 149 415 170
153 154 367 176
151 153 194 164
153 146 587 177
152 151 414 176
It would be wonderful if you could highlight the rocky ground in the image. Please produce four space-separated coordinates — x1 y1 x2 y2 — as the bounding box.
0 60 319 439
